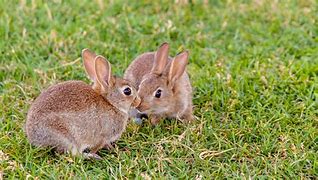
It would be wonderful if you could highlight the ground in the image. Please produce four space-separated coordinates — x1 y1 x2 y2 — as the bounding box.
0 0 317 179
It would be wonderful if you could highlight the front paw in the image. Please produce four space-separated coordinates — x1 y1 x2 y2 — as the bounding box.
150 117 161 126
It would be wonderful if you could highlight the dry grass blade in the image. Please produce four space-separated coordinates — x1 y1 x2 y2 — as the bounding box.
199 148 236 160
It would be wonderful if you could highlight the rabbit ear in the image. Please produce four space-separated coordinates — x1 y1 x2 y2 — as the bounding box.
82 48 97 81
168 51 189 87
94 55 113 90
151 42 169 75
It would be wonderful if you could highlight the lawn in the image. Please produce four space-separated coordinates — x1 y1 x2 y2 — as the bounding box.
0 0 317 179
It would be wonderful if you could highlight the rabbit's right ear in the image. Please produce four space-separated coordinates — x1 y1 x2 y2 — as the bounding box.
151 42 169 75
168 51 189 87
94 55 113 91
82 48 97 81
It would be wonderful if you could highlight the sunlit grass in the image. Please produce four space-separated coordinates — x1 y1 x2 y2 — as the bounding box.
0 0 317 178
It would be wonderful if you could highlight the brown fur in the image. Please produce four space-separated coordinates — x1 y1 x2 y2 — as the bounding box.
25 50 140 158
124 43 194 125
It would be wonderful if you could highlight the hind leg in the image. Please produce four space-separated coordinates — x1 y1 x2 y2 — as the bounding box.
44 127 80 156
180 113 195 123
26 116 79 156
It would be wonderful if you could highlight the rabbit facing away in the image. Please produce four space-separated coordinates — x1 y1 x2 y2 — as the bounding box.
25 49 140 159
124 43 194 125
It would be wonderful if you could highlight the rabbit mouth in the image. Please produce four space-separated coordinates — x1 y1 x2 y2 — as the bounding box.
137 107 169 115
136 108 150 114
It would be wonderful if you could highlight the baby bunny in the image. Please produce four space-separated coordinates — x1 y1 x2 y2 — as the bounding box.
25 49 140 159
124 43 194 125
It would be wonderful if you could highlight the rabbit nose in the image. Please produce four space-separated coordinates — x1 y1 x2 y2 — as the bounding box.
132 96 141 108
136 101 150 113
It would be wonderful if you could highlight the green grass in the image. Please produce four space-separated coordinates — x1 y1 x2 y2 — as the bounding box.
0 0 317 178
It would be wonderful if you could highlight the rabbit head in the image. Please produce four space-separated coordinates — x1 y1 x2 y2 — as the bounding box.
82 49 140 112
135 43 189 115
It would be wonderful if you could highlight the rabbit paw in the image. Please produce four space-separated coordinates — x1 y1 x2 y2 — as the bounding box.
150 116 161 126
83 152 102 160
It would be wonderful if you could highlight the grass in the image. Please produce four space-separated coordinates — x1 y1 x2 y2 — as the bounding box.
0 0 317 178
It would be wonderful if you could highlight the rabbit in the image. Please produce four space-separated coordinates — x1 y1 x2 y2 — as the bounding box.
25 49 141 159
124 42 194 125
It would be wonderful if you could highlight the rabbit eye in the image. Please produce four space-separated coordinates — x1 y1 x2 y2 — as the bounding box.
155 89 162 98
123 87 131 96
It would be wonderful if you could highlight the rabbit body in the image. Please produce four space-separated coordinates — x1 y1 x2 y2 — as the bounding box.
25 49 140 158
26 81 127 155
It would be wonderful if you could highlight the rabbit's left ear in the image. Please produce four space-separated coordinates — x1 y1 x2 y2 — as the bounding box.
168 51 189 87
82 48 97 81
